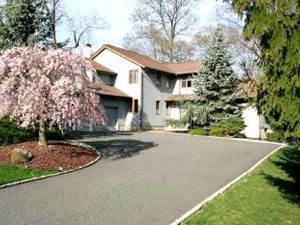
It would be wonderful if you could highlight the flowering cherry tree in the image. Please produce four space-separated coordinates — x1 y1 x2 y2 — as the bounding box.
0 47 106 146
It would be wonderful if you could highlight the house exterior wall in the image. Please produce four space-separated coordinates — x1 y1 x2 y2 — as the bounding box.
172 79 181 95
97 96 130 131
94 49 142 129
142 70 176 128
77 96 130 132
241 104 260 138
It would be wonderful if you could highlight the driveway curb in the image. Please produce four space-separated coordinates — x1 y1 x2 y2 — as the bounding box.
147 130 284 145
0 140 101 189
169 143 286 225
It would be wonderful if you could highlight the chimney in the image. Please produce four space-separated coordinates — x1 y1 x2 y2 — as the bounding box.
83 43 93 58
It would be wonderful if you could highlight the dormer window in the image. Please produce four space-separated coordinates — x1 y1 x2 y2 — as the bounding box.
129 70 138 84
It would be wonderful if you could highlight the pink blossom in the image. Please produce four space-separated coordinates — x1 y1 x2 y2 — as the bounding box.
0 47 106 130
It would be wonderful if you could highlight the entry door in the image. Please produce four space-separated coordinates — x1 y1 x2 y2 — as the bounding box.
105 107 119 131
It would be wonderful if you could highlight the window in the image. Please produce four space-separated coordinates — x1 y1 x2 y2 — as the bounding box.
166 77 170 89
155 101 161 115
182 79 193 88
129 70 138 84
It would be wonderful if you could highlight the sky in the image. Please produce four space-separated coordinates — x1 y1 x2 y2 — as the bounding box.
58 0 226 50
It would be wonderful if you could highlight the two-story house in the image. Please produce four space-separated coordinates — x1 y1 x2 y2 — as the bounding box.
83 44 265 139
84 44 200 132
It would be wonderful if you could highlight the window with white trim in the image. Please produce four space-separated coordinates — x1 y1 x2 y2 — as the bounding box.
182 79 194 88
129 70 138 84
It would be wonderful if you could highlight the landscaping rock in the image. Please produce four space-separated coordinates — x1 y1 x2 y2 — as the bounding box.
11 148 34 163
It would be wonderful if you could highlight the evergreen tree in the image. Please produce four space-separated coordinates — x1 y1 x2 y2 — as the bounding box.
0 0 51 49
228 0 300 141
194 27 241 127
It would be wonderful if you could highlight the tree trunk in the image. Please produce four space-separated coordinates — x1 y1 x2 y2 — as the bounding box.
38 121 47 146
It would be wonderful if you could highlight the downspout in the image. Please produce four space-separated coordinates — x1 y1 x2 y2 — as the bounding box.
140 69 145 130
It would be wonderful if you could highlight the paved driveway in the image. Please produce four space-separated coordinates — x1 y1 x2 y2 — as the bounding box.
0 132 280 225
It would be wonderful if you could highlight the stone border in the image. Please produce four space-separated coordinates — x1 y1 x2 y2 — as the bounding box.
0 140 101 189
147 130 284 145
169 143 286 225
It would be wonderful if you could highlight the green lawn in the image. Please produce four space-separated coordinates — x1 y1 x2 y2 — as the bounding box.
184 146 300 225
0 164 56 186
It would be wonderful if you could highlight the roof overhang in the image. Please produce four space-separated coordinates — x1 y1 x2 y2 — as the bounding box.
91 45 146 69
90 83 132 99
165 94 197 102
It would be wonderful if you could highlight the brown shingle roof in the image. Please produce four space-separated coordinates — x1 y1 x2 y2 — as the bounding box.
165 94 197 102
91 44 199 75
90 83 131 99
166 62 201 75
86 58 117 75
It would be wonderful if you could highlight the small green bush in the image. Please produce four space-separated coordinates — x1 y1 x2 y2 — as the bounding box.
0 116 36 146
266 132 284 143
0 117 63 146
164 118 187 128
209 118 246 137
209 126 227 137
189 127 208 136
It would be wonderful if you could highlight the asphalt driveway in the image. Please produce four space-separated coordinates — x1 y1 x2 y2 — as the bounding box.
0 132 280 225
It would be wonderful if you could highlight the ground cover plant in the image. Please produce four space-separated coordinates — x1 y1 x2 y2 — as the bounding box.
0 165 56 186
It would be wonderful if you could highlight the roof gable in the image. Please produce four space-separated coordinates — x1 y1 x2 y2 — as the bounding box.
91 44 200 75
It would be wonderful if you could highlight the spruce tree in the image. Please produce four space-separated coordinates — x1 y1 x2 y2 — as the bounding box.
194 27 241 127
228 0 300 141
0 0 51 49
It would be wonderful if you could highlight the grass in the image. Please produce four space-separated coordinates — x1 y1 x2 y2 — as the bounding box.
0 164 57 186
184 146 300 225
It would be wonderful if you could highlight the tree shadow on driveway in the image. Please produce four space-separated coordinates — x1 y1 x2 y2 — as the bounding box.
65 131 133 140
84 139 158 160
264 146 300 206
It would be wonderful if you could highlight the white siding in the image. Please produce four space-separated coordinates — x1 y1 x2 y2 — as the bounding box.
242 104 260 138
180 87 194 95
93 49 142 129
172 79 181 95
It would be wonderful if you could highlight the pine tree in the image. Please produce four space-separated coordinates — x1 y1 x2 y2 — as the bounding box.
194 27 241 127
228 0 300 141
0 0 51 49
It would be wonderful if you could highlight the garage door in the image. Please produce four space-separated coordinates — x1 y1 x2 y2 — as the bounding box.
105 107 119 131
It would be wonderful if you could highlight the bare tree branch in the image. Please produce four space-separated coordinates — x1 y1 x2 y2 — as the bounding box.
124 0 200 63
67 11 108 49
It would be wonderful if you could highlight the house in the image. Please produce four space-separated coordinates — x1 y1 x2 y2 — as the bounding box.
84 44 264 138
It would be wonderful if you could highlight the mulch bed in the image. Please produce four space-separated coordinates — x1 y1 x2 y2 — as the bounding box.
0 141 98 171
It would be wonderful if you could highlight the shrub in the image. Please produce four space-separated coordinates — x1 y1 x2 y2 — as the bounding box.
0 117 63 146
209 126 227 137
164 118 187 128
189 127 208 136
0 116 36 146
209 118 246 137
266 132 284 143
